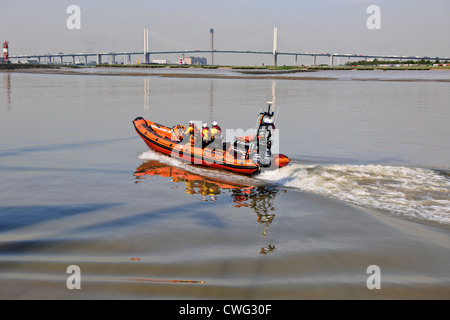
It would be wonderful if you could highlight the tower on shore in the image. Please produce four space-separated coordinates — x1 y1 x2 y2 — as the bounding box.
144 28 149 64
210 28 214 65
3 41 9 62
272 27 278 66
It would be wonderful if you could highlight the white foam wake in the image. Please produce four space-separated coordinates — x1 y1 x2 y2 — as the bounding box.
138 149 185 168
257 163 450 225
137 150 259 186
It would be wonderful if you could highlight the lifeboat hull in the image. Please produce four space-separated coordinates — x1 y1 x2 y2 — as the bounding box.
133 117 261 175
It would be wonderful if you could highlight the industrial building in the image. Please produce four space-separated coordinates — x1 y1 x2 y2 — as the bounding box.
179 55 207 65
152 59 170 64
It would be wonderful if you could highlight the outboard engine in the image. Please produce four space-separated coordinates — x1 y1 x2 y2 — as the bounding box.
253 102 276 167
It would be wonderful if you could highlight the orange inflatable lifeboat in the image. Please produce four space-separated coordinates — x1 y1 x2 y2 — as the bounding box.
132 103 290 176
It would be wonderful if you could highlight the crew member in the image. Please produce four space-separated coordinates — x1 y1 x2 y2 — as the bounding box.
210 121 222 141
201 122 210 148
209 120 223 150
184 120 198 146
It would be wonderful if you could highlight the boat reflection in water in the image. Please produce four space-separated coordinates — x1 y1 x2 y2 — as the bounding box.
134 160 281 254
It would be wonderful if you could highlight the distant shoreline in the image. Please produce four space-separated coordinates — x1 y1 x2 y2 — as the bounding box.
2 63 450 72
2 63 450 82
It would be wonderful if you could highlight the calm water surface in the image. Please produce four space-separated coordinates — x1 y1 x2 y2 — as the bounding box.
0 68 449 299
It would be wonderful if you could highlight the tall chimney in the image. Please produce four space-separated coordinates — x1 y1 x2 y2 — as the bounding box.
210 28 214 65
144 29 146 55
272 27 278 66
144 28 149 64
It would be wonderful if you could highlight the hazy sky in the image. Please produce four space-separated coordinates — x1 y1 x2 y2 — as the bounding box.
1 0 449 65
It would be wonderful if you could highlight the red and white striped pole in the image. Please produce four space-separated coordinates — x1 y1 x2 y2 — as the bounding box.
3 41 9 62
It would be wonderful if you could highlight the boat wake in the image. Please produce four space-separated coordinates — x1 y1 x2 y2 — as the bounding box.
137 150 261 187
137 150 450 225
256 161 450 225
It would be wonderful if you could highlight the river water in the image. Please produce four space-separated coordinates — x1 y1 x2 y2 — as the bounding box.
0 68 449 299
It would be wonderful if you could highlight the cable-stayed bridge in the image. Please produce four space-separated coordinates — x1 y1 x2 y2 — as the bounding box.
9 28 449 66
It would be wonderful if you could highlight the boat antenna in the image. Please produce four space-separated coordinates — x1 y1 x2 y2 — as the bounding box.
255 106 263 130
266 101 272 114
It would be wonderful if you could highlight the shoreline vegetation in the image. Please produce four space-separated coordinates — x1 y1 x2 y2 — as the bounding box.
2 62 450 82
2 62 450 72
